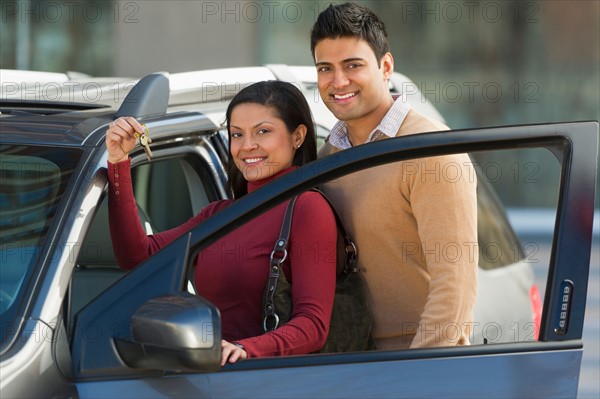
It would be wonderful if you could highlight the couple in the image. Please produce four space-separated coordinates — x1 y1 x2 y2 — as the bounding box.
106 3 478 366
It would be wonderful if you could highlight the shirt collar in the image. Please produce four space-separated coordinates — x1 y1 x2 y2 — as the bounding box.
328 94 410 149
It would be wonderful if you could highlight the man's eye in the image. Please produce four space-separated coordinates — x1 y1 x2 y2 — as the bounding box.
347 63 360 70
317 66 331 73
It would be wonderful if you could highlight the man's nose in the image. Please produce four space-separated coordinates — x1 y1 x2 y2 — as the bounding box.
331 70 350 89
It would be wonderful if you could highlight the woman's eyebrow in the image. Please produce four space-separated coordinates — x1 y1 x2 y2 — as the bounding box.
230 121 272 130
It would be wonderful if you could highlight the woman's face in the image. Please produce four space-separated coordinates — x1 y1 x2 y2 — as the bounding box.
229 103 305 182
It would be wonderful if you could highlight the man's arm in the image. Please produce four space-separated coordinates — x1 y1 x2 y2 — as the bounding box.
409 153 479 348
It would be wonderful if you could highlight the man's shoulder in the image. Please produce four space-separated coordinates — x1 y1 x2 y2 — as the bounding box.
317 139 341 158
397 109 449 137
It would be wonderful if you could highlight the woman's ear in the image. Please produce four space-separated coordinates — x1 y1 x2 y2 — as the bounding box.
293 124 307 148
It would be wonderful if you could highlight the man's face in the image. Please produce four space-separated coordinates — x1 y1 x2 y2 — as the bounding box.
314 37 393 124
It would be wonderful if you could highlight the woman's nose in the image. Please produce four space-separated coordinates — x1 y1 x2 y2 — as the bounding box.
241 136 258 151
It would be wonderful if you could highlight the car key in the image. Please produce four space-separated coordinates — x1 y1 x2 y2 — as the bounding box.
137 124 153 161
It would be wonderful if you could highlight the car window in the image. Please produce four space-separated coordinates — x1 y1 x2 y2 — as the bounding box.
312 127 558 345
0 145 82 343
179 148 561 349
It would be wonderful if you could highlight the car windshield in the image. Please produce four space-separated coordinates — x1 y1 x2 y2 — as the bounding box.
1 145 82 342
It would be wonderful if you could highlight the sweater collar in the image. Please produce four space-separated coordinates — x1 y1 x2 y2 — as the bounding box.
328 94 410 149
247 166 299 193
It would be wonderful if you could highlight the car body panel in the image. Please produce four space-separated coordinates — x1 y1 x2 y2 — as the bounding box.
473 260 538 343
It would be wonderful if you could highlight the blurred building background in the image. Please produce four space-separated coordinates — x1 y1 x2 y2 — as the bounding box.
1 0 599 207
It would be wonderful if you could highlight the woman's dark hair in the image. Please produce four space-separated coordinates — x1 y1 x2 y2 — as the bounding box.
225 81 317 199
310 2 390 63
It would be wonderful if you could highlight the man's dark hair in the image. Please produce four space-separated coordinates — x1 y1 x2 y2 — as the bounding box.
310 2 390 62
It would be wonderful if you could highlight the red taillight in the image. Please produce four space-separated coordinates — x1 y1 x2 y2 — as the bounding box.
530 284 542 340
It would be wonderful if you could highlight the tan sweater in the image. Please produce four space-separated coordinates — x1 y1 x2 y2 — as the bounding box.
319 110 478 349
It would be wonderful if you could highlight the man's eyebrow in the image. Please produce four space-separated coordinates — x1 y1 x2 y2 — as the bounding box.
342 57 366 63
315 57 366 66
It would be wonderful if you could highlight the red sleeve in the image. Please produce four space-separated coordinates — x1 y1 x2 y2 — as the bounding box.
237 192 337 356
107 159 226 270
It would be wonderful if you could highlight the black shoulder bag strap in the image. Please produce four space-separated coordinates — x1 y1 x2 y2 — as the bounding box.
310 188 358 275
262 190 358 332
263 196 299 332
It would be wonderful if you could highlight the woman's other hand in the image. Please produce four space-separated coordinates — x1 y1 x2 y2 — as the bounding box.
106 116 145 164
221 340 247 366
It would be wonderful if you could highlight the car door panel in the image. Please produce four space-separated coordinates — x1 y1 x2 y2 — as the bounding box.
75 343 582 398
72 122 597 398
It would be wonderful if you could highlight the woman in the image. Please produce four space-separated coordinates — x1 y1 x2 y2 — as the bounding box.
106 81 337 366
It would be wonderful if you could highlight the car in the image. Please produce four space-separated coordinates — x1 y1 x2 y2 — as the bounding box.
0 68 597 398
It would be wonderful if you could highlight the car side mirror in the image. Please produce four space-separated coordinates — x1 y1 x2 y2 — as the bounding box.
114 292 221 372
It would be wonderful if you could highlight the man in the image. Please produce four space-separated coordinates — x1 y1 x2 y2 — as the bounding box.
312 2 478 350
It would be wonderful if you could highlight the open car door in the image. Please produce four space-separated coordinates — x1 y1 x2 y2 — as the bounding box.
72 121 597 398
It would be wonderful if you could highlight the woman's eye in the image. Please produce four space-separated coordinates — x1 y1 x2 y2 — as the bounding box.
257 128 269 134
231 132 242 138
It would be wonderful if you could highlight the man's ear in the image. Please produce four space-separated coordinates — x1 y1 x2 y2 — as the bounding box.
293 124 308 148
381 52 394 80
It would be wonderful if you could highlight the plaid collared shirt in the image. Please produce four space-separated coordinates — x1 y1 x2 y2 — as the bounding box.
328 94 411 149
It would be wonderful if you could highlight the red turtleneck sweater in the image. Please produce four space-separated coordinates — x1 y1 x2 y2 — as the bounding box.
107 160 337 357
